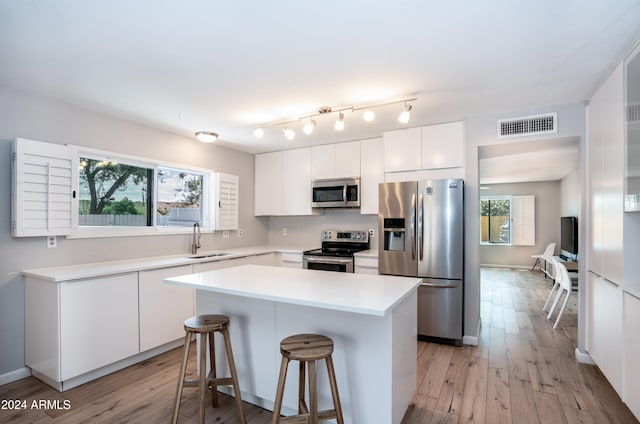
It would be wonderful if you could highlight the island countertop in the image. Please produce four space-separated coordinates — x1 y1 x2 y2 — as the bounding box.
165 264 421 317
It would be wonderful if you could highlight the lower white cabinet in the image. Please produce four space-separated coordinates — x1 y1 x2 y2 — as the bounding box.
587 271 623 395
277 252 303 268
139 265 194 352
26 273 140 385
354 255 379 274
624 291 640 418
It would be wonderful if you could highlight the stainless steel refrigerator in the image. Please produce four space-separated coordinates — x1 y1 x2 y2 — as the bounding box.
378 179 464 344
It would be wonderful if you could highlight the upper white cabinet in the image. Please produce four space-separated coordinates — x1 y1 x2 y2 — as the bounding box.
312 141 360 179
383 122 464 173
255 148 314 216
588 63 624 282
421 121 464 169
360 138 384 215
283 148 313 215
255 151 283 216
383 127 422 172
214 172 239 230
12 138 74 237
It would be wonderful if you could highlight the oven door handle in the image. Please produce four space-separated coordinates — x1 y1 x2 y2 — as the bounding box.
303 256 354 265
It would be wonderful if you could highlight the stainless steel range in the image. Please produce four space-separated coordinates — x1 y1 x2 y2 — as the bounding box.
303 230 370 273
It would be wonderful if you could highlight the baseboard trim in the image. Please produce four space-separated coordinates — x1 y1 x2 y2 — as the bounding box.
575 348 595 364
462 318 482 346
0 367 31 386
481 264 530 270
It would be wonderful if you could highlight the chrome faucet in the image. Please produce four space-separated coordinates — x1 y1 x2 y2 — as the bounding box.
192 223 201 254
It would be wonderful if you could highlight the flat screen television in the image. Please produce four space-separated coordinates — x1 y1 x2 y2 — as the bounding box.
561 216 578 254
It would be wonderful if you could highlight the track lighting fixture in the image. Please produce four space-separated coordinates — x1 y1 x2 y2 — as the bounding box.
334 112 345 131
398 104 412 124
283 127 295 140
252 97 416 139
195 131 218 143
303 119 317 135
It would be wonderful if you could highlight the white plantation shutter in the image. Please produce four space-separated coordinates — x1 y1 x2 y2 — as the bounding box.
214 173 239 230
511 195 535 246
12 138 74 237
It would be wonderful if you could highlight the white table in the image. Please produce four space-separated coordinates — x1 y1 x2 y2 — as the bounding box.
166 264 421 424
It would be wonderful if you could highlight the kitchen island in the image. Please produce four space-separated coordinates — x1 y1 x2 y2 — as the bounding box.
165 264 421 424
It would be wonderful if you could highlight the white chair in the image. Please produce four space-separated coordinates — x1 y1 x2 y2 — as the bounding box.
542 259 562 313
530 242 556 271
546 260 572 329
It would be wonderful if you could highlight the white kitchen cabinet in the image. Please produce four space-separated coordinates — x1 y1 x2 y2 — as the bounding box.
354 255 378 274
254 149 314 216
26 272 140 387
383 127 422 172
59 273 140 381
588 63 624 282
277 252 303 268
139 265 194 352
624 291 640 418
421 121 464 169
587 272 623 395
255 151 283 216
383 122 464 173
360 138 384 215
283 148 313 215
312 141 360 179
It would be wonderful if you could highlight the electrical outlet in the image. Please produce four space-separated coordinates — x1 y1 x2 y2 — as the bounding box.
282 228 288 236
369 229 375 238
223 230 229 239
237 229 243 237
47 236 57 248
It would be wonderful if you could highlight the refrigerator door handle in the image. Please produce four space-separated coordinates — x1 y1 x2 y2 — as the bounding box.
410 193 416 260
418 192 424 261
421 282 459 289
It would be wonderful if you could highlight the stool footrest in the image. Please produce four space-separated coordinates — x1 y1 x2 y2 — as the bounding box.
209 377 234 386
279 410 339 423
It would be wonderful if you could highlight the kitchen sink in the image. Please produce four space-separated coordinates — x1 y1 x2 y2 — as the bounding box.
185 253 234 259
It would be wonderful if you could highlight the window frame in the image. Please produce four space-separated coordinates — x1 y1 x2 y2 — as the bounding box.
69 146 215 239
480 195 512 245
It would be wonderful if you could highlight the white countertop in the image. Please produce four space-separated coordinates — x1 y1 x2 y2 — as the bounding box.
165 264 421 317
22 245 313 282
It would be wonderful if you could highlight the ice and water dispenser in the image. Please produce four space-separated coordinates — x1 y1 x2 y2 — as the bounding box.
383 218 406 251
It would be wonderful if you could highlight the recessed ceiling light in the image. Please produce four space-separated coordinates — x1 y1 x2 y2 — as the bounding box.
254 128 264 138
195 131 218 143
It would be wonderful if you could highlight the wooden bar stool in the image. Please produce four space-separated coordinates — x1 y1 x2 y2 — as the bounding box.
171 314 245 424
272 334 344 424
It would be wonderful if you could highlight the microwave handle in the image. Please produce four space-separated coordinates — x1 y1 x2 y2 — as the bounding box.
343 184 347 204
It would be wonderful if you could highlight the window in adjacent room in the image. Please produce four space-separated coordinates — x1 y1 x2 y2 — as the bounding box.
480 197 511 244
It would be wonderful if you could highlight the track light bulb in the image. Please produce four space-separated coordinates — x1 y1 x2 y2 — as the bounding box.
335 112 345 131
283 127 295 140
303 119 317 135
363 110 375 122
254 128 264 138
398 104 412 124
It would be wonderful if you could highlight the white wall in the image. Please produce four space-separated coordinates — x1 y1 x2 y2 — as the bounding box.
0 84 269 378
479 181 562 268
464 102 586 344
561 168 581 217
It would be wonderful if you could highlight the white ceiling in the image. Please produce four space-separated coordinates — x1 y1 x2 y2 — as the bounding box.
1 1 639 165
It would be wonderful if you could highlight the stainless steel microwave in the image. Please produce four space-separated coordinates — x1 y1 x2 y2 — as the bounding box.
311 177 360 208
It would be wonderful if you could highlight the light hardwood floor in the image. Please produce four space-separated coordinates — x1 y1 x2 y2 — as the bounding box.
1 268 637 423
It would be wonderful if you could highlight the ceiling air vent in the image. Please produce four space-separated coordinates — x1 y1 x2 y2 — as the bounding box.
497 112 557 138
